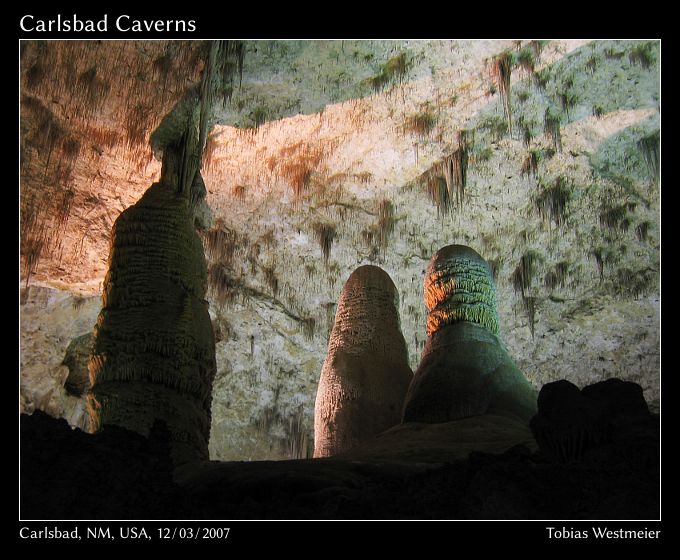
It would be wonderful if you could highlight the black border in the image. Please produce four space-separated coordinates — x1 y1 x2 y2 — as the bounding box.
15 6 665 544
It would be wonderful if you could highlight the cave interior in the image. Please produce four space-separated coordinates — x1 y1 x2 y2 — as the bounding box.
19 38 660 520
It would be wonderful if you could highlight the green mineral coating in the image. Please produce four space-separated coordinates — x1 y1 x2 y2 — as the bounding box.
88 181 216 464
423 248 499 335
402 322 538 425
402 245 536 425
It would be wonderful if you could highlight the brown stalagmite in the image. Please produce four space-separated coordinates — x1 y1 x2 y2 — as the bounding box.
402 245 537 424
86 41 244 465
314 265 412 458
87 181 216 465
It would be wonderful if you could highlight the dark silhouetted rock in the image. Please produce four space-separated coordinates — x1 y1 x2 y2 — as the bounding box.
581 377 650 426
530 379 608 463
20 410 187 520
339 413 538 463
530 378 655 465
21 405 659 520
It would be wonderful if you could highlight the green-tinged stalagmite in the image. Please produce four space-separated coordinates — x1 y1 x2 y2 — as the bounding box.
87 180 216 464
314 265 413 457
402 245 537 424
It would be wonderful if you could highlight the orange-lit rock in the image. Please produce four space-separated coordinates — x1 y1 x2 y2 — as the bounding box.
403 245 537 424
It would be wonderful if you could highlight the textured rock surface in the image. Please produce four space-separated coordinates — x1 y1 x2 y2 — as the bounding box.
403 246 537 423
63 333 93 396
314 265 412 457
88 181 216 464
423 245 500 336
19 285 99 431
20 39 660 460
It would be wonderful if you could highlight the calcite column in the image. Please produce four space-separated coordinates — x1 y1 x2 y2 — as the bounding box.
87 181 216 465
314 265 412 458
402 245 537 424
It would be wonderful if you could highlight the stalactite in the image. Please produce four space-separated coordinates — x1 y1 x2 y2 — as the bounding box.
202 218 241 265
544 108 562 152
535 177 572 228
628 42 656 69
521 150 539 179
313 222 336 265
262 265 279 297
599 202 636 233
511 250 542 298
420 131 472 215
491 51 514 134
523 296 537 338
635 221 650 243
544 261 569 291
451 130 471 208
592 248 605 283
376 199 395 251
301 317 316 341
287 409 312 459
424 174 451 216
263 139 338 198
638 130 659 183
366 52 410 93
403 111 437 138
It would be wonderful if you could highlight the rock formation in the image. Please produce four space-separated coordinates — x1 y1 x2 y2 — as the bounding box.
530 378 653 463
21 387 660 520
20 41 660 460
86 41 244 465
63 333 94 397
87 180 216 465
314 265 412 457
402 245 537 424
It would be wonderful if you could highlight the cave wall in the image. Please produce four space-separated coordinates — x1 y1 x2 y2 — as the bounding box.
202 39 660 460
20 285 99 431
19 40 208 289
20 39 660 461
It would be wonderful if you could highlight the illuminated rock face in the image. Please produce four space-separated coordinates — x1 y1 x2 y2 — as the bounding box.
402 245 537 424
314 265 412 457
88 181 216 465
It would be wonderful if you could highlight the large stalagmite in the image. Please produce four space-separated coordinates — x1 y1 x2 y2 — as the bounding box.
87 180 216 465
402 245 537 424
86 41 243 465
314 265 412 458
